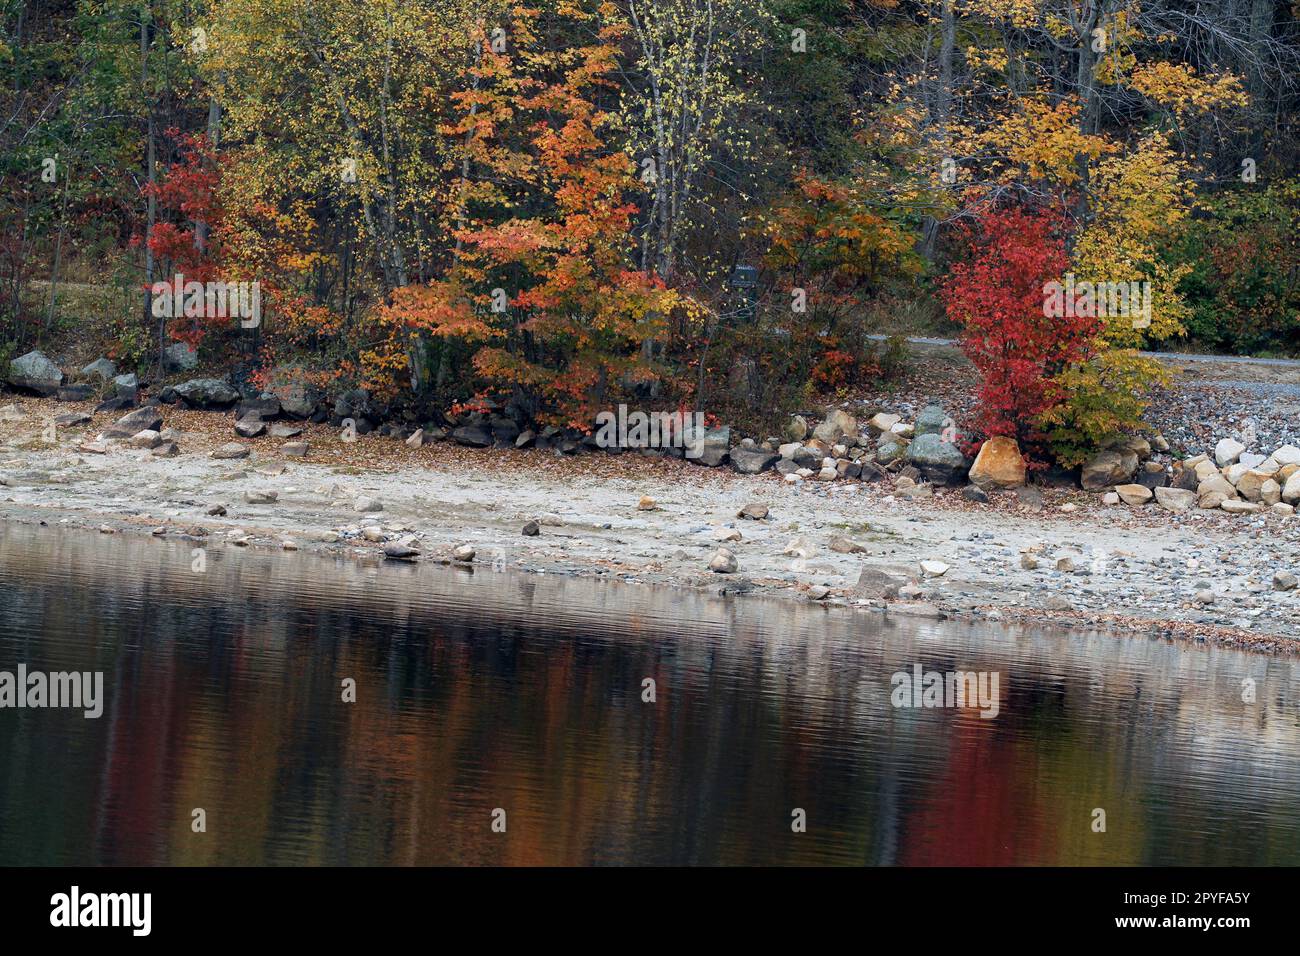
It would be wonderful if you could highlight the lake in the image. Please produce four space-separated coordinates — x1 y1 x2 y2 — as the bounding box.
1 522 1297 865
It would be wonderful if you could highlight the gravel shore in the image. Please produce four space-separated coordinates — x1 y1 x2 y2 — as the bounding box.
3 386 1299 656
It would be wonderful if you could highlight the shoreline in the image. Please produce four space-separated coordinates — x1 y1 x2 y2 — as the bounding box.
3 398 1298 656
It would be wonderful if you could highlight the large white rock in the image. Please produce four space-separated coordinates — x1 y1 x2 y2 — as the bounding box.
1215 438 1245 467
1272 445 1300 467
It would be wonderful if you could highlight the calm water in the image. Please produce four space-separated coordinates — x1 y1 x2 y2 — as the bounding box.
1 522 1298 866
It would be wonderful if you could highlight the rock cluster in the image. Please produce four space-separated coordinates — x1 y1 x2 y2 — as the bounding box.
758 403 974 488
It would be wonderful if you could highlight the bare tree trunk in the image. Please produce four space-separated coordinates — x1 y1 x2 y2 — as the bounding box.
921 0 955 260
141 15 160 374
44 160 71 334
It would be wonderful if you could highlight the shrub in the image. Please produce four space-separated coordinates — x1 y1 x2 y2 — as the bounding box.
940 205 1091 452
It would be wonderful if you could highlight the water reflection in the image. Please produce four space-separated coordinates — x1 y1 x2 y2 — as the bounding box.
0 522 1297 865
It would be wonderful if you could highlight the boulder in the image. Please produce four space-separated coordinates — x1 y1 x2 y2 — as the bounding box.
236 396 281 421
829 536 867 554
81 358 116 381
1153 486 1196 512
1221 499 1261 514
451 425 492 447
1271 445 1300 468
234 418 266 438
1215 437 1245 467
783 415 809 443
1080 449 1137 491
161 342 199 372
1261 478 1282 506
174 378 239 408
904 432 970 485
1115 483 1152 506
708 548 738 574
6 350 62 395
1198 491 1229 510
266 367 319 418
684 425 730 467
1198 475 1236 499
851 567 907 600
57 384 95 402
1282 471 1300 505
812 408 856 444
867 412 901 434
112 373 139 402
876 438 907 466
104 406 163 438
334 388 380 424
1193 459 1219 482
791 445 823 469
211 442 251 460
1107 435 1151 461
913 404 950 438
968 436 1025 490
1236 470 1271 502
730 446 779 475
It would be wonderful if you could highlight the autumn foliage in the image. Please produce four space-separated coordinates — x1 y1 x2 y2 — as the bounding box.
376 8 687 426
141 130 223 346
941 205 1095 453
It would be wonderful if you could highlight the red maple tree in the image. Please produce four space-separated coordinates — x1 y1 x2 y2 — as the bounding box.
940 204 1095 452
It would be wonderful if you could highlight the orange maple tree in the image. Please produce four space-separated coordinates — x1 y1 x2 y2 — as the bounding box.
376 4 687 426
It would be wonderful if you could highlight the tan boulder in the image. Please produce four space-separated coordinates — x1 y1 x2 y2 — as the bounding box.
1193 460 1219 482
1236 469 1272 502
1197 475 1235 499
1282 471 1300 504
968 436 1026 490
1199 491 1229 509
1115 483 1152 506
1261 478 1282 506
